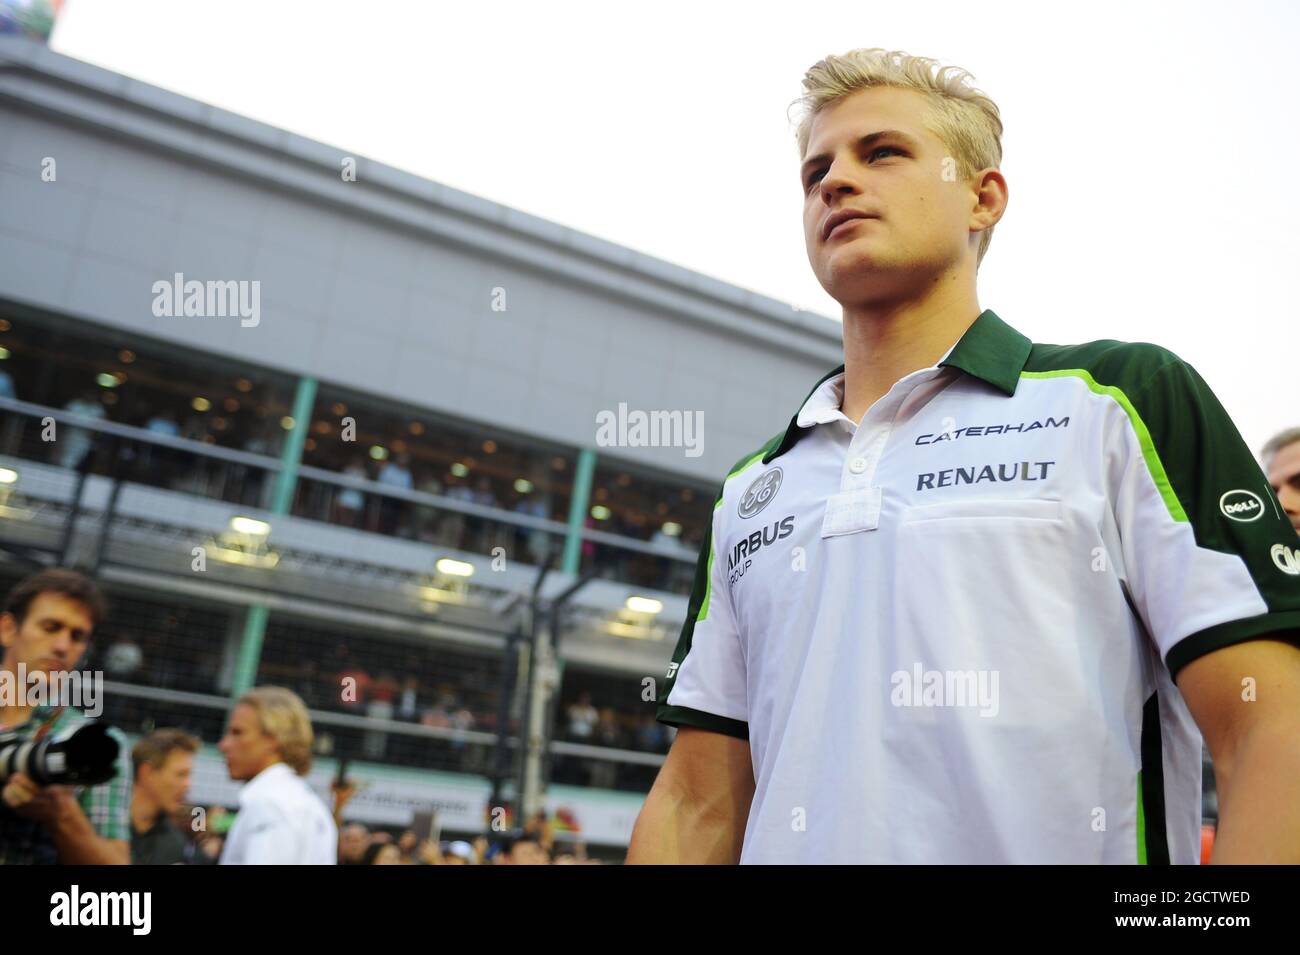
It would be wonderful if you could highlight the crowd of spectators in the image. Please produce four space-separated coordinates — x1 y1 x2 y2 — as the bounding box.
1 311 715 596
89 615 670 792
177 800 603 866
328 795 603 866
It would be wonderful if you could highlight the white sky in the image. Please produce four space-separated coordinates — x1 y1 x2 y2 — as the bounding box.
49 0 1299 455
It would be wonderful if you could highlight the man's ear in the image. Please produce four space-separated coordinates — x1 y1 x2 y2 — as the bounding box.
0 611 17 651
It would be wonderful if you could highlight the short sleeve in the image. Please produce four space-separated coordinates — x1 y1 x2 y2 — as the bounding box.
1111 355 1300 678
656 494 749 739
77 726 132 842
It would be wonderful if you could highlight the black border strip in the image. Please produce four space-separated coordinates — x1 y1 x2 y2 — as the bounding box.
1140 691 1171 865
657 704 748 741
1165 613 1300 679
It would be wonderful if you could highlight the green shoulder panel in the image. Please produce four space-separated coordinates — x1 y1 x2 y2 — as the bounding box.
1022 340 1186 522
1024 339 1300 622
653 431 784 739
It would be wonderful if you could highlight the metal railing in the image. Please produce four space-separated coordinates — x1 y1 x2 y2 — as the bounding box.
0 396 700 591
100 680 666 793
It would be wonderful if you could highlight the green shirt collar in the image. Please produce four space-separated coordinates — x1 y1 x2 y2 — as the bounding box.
763 308 1033 464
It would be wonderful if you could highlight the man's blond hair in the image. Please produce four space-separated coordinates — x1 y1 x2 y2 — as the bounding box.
236 686 314 776
789 48 1004 268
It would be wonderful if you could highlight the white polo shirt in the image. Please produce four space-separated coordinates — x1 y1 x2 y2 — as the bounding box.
220 762 337 865
657 309 1300 864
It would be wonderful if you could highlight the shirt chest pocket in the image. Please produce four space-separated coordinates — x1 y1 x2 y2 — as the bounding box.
900 497 1063 524
887 496 1096 727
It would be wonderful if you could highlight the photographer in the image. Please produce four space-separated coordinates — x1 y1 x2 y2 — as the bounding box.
0 568 131 864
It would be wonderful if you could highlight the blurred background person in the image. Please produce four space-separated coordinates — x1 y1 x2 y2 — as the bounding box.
361 841 402 864
495 830 548 865
395 827 418 863
338 821 369 866
441 840 474 864
57 390 104 470
376 452 413 535
129 728 199 865
334 458 368 527
217 686 337 864
1263 427 1300 533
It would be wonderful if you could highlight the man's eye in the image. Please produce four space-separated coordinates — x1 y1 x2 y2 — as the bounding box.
805 147 903 191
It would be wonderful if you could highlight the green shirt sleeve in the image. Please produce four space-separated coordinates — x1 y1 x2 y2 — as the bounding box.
77 725 133 842
1124 355 1300 675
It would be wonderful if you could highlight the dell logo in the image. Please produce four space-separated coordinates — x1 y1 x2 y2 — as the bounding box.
1220 489 1265 522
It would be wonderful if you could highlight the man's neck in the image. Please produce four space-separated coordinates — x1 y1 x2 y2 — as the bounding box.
131 792 162 833
839 279 980 426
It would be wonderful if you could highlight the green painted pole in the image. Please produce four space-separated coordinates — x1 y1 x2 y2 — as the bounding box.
560 448 596 575
230 376 317 698
269 377 318 515
232 604 270 699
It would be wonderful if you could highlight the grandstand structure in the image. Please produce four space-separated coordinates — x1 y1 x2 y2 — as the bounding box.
0 37 842 850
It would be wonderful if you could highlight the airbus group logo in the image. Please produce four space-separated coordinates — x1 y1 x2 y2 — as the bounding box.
1220 489 1265 522
739 467 782 519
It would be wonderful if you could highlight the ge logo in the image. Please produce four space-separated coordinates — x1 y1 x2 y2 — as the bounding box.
739 467 783 519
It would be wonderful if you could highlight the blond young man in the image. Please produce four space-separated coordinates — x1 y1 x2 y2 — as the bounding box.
629 48 1300 864
218 687 336 864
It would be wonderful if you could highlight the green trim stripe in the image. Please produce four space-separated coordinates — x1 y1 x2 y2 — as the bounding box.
696 532 719 621
1020 369 1187 522
1135 771 1147 865
728 447 770 480
698 447 771 621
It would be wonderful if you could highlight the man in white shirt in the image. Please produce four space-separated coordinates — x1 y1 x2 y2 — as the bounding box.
218 687 337 865
629 47 1300 864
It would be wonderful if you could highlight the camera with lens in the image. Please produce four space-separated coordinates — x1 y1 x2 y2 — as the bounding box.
0 722 121 787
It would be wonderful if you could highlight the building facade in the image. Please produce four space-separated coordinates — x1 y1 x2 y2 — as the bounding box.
0 37 842 848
